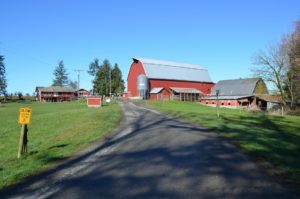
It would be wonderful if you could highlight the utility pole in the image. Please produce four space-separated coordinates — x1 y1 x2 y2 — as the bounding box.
74 69 83 99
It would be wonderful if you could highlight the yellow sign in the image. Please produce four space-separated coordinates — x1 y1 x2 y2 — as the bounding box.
18 107 32 125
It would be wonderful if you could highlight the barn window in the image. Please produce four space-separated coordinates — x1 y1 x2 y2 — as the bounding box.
206 101 208 104
212 101 215 104
228 102 231 106
221 102 224 105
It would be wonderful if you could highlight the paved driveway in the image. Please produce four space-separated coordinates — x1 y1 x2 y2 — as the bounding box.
0 101 297 199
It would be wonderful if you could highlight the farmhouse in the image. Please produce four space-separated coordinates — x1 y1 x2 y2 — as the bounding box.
200 78 270 110
36 86 75 102
126 58 214 101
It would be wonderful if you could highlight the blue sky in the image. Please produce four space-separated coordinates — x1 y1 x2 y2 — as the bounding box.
1 0 300 94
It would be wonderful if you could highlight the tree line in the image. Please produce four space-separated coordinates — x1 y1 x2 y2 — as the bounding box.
87 58 124 96
0 54 7 97
0 55 124 100
252 19 300 110
52 58 124 96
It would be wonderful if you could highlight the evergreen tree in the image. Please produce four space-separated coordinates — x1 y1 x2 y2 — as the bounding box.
111 63 125 95
52 60 69 86
88 58 100 76
0 54 7 97
87 58 101 92
94 59 111 96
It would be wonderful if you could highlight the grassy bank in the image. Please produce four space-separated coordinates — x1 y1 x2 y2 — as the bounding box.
148 101 300 191
0 101 121 189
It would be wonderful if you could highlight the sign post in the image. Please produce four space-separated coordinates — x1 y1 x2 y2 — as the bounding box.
216 90 220 118
87 96 102 108
17 107 32 158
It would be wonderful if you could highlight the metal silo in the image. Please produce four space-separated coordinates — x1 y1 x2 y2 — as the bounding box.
137 74 149 99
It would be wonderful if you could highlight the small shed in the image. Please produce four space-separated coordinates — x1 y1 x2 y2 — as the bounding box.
170 87 202 102
149 87 170 100
77 89 90 98
255 94 283 110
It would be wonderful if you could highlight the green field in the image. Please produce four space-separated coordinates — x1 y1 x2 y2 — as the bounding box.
0 101 121 189
148 101 300 191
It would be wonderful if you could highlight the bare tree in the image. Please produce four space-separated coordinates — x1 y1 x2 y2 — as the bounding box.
252 43 289 108
252 19 300 110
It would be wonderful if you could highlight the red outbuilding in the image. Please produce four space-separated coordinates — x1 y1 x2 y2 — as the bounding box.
77 89 90 98
200 78 270 110
127 58 214 101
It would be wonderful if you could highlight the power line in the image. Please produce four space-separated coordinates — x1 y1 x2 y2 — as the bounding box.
74 69 83 90
0 42 53 66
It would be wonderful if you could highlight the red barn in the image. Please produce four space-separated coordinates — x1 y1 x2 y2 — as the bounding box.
127 58 214 101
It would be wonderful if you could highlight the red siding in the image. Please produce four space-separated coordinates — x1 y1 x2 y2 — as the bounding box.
150 89 171 100
149 79 214 95
39 92 74 102
200 99 239 107
127 61 146 97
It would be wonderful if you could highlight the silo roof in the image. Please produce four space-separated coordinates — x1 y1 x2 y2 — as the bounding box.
133 57 213 83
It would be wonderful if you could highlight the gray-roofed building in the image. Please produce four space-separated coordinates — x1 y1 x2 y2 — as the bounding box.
211 78 268 96
36 86 75 102
201 78 269 110
135 57 212 83
149 87 171 101
127 57 214 100
169 87 202 101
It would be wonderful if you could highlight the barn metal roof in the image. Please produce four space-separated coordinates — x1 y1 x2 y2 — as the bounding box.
211 78 262 96
133 57 213 83
170 87 202 94
150 87 164 94
36 86 75 93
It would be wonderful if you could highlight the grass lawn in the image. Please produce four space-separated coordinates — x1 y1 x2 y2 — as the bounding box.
148 101 300 191
0 101 121 189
